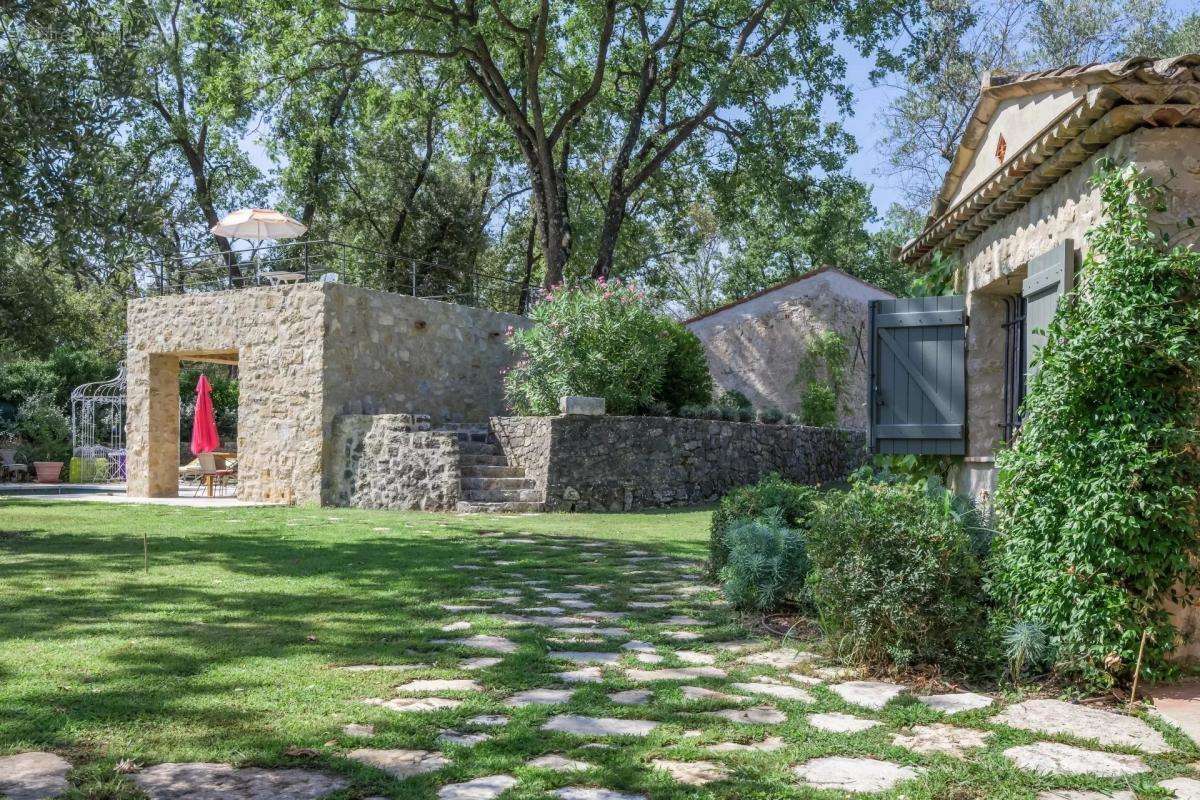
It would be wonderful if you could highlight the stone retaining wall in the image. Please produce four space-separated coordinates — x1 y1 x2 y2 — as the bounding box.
492 415 867 511
328 414 460 510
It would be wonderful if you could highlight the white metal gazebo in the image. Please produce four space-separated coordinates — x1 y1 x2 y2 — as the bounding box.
70 365 127 483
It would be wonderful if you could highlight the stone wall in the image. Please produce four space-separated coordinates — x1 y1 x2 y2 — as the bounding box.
493 415 867 511
327 414 460 510
685 269 892 430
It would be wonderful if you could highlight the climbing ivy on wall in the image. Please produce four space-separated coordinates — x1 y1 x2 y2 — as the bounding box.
990 163 1200 689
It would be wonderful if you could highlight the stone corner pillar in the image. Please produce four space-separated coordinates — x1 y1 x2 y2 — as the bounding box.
126 353 180 498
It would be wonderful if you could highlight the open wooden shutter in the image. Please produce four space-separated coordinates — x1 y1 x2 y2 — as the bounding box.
869 296 967 455
1022 240 1074 377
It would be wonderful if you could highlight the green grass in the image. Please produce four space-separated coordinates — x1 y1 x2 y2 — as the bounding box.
1 499 1196 799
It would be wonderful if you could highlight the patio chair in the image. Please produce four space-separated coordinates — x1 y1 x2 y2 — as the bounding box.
0 448 28 482
194 451 236 497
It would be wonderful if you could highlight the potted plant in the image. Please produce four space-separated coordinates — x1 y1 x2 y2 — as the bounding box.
15 394 70 483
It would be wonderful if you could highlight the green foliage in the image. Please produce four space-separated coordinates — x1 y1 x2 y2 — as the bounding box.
180 367 240 440
14 393 71 464
757 407 783 424
655 324 713 413
708 474 820 576
796 330 847 427
716 390 753 411
991 164 1200 689
504 280 673 416
0 347 118 409
908 251 961 297
720 514 809 613
806 481 986 669
1003 621 1050 682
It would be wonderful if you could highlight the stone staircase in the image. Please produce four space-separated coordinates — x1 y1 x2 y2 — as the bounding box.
445 424 544 513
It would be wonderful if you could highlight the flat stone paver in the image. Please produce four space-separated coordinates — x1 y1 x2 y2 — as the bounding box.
625 667 726 681
468 714 510 727
662 631 702 641
434 635 519 653
436 730 492 747
505 688 576 707
992 699 1170 753
552 789 646 800
526 754 591 772
437 775 518 800
347 749 450 779
919 692 994 715
706 736 786 753
674 651 716 665
558 667 604 683
339 663 427 672
397 679 482 692
651 759 729 786
440 621 472 632
461 657 504 670
739 649 817 669
549 651 622 665
1037 792 1136 800
891 724 992 758
830 681 908 710
807 712 881 733
1160 778 1200 798
132 763 350 800
541 714 659 737
680 685 746 702
730 682 814 702
342 723 374 738
608 689 652 705
1002 742 1149 776
793 757 923 793
0 753 72 800
365 697 462 712
708 705 787 724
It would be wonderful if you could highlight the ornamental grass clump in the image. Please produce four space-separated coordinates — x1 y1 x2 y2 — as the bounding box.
991 164 1200 689
721 513 809 613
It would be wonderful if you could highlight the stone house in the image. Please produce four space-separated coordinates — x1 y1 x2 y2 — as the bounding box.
890 54 1200 497
685 266 894 430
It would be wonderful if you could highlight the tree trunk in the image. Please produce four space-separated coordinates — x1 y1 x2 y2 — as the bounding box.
383 114 436 293
518 215 536 314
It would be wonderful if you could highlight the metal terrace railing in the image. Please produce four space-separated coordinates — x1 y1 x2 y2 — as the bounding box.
138 239 539 315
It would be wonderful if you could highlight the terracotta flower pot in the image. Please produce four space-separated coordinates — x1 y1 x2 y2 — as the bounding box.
33 461 64 483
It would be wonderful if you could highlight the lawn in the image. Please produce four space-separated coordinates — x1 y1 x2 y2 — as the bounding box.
1 499 1196 800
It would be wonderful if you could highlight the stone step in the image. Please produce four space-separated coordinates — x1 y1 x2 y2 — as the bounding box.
455 500 545 513
458 440 503 455
460 464 525 479
460 488 543 503
461 476 533 492
458 453 510 467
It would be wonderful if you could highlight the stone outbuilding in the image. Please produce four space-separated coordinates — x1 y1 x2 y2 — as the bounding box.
685 267 894 430
125 283 524 505
892 54 1200 496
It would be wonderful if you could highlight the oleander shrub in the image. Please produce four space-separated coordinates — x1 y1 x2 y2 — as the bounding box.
991 164 1200 689
504 279 672 415
806 481 986 669
709 473 819 576
657 325 713 413
721 513 810 612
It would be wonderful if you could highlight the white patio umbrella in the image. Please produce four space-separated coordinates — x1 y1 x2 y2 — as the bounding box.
210 208 307 241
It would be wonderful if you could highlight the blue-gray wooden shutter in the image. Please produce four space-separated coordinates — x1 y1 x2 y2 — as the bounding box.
1022 240 1074 377
869 295 967 455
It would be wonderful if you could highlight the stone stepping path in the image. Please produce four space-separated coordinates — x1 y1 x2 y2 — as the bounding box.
1002 742 1149 776
1038 792 1136 800
541 714 659 737
891 723 992 758
338 663 427 672
625 666 725 681
793 757 923 793
398 679 482 692
432 635 519 653
0 753 72 800
706 736 786 753
552 789 646 800
437 730 492 746
608 689 653 705
730 681 814 702
651 759 729 786
468 714 510 726
918 691 993 714
437 774 518 800
343 723 374 737
681 685 746 702
830 680 908 710
365 696 462 712
558 667 605 683
738 649 817 668
132 763 350 799
807 712 881 733
992 698 1171 753
548 651 622 664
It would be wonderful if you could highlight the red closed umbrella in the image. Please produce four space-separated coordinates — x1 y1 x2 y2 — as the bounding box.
190 375 220 455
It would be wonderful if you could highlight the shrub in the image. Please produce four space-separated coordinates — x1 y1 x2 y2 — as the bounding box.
799 382 838 427
736 407 754 422
784 412 802 425
758 406 783 424
709 474 819 575
796 331 847 427
806 481 985 669
637 400 672 417
679 404 703 418
717 389 752 410
991 164 1200 689
504 279 673 415
720 405 739 422
700 405 723 420
721 514 809 613
14 393 71 464
656 324 713 412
